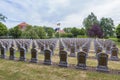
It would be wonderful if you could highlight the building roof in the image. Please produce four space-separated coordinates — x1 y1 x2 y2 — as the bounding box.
18 22 28 29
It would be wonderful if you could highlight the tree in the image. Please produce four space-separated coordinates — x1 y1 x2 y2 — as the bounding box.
9 26 22 38
0 13 7 22
79 28 86 35
34 26 46 39
100 17 115 37
116 24 120 42
71 27 80 37
43 26 55 38
22 28 39 39
63 27 72 33
88 24 103 38
83 12 99 32
0 22 8 36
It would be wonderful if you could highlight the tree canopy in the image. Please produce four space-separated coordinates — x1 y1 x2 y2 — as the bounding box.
0 22 8 36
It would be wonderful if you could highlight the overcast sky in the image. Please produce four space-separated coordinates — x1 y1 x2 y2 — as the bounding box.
1 0 120 29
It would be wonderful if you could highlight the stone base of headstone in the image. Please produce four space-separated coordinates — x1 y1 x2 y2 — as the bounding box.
76 64 87 70
19 57 26 61
9 56 15 60
30 58 38 63
110 56 119 61
44 60 52 65
1 55 6 59
69 53 76 57
96 66 109 72
59 61 68 67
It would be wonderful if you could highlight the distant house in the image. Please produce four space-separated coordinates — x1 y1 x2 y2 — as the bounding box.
58 30 65 34
18 22 28 31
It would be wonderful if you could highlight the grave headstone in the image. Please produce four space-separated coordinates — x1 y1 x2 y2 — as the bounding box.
44 49 52 65
30 41 38 63
9 42 16 60
110 44 119 61
0 45 6 59
19 45 26 61
96 52 109 72
69 44 76 57
76 51 87 69
59 50 68 67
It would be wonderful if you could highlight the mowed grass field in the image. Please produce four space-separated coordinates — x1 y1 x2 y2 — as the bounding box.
0 39 120 80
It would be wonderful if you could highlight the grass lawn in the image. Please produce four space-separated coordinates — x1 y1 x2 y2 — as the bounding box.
0 59 120 80
109 38 120 48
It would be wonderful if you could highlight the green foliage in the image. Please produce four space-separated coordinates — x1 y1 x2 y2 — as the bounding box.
77 35 87 38
71 27 79 37
9 26 22 38
100 17 115 37
0 22 8 36
79 28 86 35
66 33 73 38
116 24 120 42
55 32 59 38
21 25 47 39
83 12 99 31
0 13 7 22
63 28 72 33
43 26 55 38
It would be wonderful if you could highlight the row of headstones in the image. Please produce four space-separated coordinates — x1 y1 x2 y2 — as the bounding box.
0 39 58 56
59 38 91 57
94 39 119 61
36 39 58 55
97 39 113 53
0 42 110 72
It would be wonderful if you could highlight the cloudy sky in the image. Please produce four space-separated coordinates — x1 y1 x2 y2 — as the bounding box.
0 0 120 29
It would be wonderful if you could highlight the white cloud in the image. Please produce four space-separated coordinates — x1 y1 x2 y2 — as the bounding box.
0 0 120 28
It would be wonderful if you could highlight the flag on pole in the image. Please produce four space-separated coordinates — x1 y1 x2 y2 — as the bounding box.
55 28 60 32
55 23 61 32
57 23 61 26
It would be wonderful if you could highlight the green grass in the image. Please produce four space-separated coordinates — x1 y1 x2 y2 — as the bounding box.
109 38 120 48
0 59 119 80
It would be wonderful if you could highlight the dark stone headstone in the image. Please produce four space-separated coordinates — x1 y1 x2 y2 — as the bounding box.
30 48 38 63
9 46 16 60
0 45 6 59
76 51 87 70
44 49 52 65
49 44 54 55
96 52 109 72
59 50 68 67
19 46 26 61
69 45 76 57
110 47 119 61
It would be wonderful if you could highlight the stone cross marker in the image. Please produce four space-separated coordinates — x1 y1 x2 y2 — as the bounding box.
59 50 68 67
76 51 87 70
96 52 109 72
44 49 52 65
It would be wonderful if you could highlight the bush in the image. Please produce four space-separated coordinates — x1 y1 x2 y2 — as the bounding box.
77 35 88 38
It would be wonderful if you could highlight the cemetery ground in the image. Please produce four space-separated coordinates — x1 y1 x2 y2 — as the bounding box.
0 40 120 80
